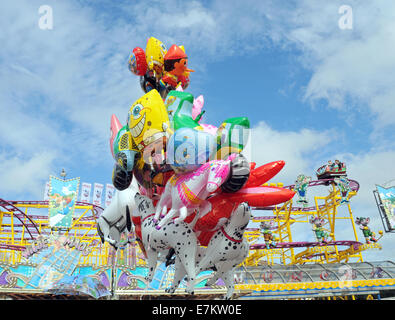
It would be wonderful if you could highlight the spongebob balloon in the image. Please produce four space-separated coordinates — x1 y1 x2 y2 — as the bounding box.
111 89 173 191
128 89 174 190
127 89 171 151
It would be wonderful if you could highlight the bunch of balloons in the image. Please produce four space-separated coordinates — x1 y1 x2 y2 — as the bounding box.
128 37 194 99
107 37 295 248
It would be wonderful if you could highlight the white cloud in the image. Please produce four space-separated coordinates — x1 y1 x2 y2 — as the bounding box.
0 152 57 199
332 150 395 207
248 121 337 184
126 0 395 132
280 1 395 130
0 1 142 184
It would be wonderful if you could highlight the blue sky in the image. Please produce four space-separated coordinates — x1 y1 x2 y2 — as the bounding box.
1 0 395 261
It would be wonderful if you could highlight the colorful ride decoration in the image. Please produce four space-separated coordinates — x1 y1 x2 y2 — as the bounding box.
334 176 351 204
0 176 388 299
355 217 381 244
309 216 330 244
48 176 80 228
294 174 312 207
374 185 395 232
243 172 385 267
259 221 277 249
316 160 346 180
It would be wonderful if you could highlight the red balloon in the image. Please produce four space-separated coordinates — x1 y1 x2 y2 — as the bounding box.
244 160 285 188
128 47 147 76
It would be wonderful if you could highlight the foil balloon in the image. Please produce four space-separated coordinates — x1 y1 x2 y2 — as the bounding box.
166 127 216 173
145 37 167 78
110 114 123 159
191 95 218 136
128 47 147 76
110 115 138 172
192 95 204 122
154 157 232 229
127 89 171 151
200 124 218 137
215 117 250 160
127 89 173 189
162 44 194 90
139 37 168 96
164 90 204 131
194 163 295 245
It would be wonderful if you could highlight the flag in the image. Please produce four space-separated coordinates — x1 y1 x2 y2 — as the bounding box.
48 176 80 228
80 183 92 203
43 181 50 201
92 183 104 207
105 184 115 208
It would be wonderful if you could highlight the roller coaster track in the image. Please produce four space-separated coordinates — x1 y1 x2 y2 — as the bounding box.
245 178 363 265
0 198 40 240
0 199 104 250
4 200 104 220
0 244 26 251
252 178 359 211
245 240 366 266
250 240 362 251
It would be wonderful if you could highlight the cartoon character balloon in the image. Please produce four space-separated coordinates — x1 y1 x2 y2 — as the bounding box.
110 89 173 191
131 37 168 97
161 44 194 92
164 90 204 131
128 38 193 99
153 156 233 229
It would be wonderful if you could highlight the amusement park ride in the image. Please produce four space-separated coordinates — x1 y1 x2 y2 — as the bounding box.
244 173 379 267
0 161 394 300
1 37 395 300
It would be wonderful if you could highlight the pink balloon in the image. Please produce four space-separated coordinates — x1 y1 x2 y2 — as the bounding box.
192 95 204 122
153 159 231 229
200 123 218 136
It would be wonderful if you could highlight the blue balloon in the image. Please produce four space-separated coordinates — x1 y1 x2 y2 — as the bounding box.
166 127 215 172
